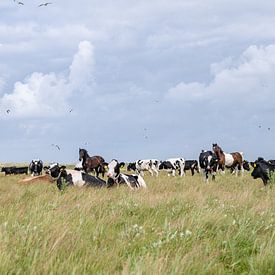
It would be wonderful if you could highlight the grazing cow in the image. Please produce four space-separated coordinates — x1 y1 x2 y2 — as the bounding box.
127 159 159 176
212 143 244 175
1 167 16 175
107 159 147 190
1 166 28 175
199 150 219 182
45 163 107 190
29 159 43 176
230 160 250 174
250 157 275 186
159 158 185 176
184 160 200 176
268 159 275 166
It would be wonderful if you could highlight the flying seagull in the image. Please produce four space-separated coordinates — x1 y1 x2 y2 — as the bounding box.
18 1 24 5
268 127 271 131
6 109 10 114
51 144 60 150
38 2 52 7
69 108 73 113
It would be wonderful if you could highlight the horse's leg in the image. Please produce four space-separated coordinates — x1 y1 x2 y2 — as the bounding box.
221 164 225 175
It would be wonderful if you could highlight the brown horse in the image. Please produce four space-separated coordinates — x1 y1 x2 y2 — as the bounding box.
79 148 106 177
212 143 244 175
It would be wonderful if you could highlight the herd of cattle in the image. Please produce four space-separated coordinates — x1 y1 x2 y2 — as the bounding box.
1 144 275 190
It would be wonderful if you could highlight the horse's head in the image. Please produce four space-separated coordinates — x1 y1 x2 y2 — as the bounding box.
212 143 224 159
79 148 88 161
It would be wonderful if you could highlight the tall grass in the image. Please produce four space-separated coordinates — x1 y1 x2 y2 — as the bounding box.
0 171 274 274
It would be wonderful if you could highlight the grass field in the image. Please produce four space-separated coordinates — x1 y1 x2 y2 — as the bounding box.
0 170 274 274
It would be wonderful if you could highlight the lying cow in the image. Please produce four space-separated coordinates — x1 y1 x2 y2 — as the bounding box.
199 150 218 182
250 157 275 186
127 159 159 176
29 159 43 176
184 160 199 176
45 163 107 190
107 159 147 190
1 166 28 175
159 158 185 176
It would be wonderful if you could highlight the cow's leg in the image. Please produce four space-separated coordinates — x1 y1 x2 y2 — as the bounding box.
191 168 194 176
148 169 153 176
205 170 209 183
152 167 158 177
172 169 176 176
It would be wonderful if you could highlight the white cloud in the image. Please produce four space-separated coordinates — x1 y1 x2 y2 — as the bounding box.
166 44 275 112
0 40 95 118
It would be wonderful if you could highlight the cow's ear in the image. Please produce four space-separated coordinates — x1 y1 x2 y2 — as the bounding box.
43 166 49 170
119 162 125 168
60 165 66 170
102 162 109 167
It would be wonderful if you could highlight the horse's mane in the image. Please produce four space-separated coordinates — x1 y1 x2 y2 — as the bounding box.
213 144 224 154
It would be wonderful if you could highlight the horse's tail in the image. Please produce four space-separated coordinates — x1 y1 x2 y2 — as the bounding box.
239 152 244 162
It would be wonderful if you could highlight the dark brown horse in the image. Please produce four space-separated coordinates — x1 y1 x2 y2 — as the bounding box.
79 148 106 177
212 143 244 175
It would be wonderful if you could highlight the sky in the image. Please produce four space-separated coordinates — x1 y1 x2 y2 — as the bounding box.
1 0 275 163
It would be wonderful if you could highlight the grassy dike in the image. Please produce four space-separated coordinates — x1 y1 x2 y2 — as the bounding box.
0 171 274 274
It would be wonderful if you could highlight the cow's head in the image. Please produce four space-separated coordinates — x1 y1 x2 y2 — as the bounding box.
158 161 171 170
29 159 43 176
106 160 125 179
44 163 66 179
250 158 275 186
127 162 136 171
243 160 250 171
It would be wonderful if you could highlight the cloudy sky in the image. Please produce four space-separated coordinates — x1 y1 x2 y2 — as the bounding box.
1 0 275 163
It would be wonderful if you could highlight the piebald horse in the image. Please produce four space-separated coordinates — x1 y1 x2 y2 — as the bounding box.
212 143 244 175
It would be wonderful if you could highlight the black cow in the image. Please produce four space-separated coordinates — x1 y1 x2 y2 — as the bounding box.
1 167 16 175
250 157 275 186
184 160 199 176
29 159 43 176
45 163 107 190
1 166 28 175
13 167 29 174
199 150 218 182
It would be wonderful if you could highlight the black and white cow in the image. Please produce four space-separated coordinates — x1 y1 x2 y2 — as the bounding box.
199 150 218 182
184 160 200 176
230 160 250 174
107 159 147 190
127 159 159 176
158 158 185 176
29 159 43 176
250 157 275 186
45 163 107 190
1 166 28 175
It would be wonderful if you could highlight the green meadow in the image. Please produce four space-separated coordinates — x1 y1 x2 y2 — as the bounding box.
0 170 274 274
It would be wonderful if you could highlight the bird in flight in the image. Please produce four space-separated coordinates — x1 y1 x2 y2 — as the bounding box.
38 2 52 7
69 108 73 113
6 109 11 114
52 144 60 150
18 1 24 5
268 127 271 131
